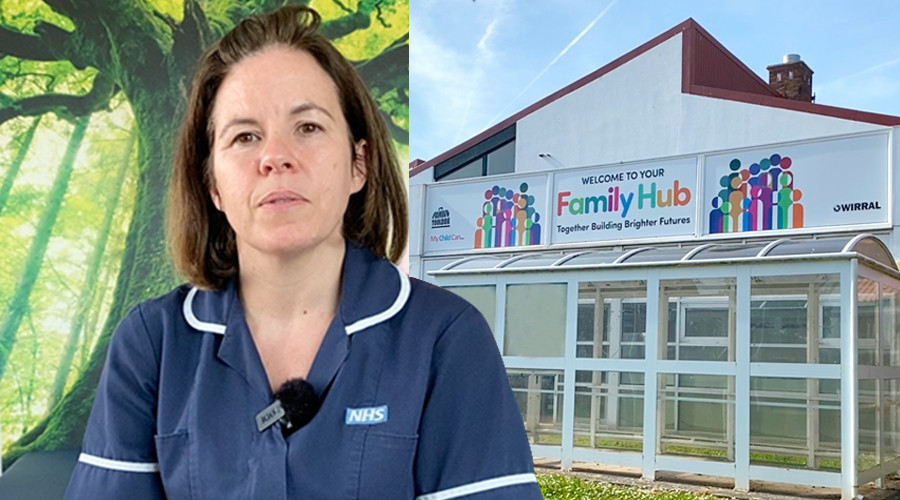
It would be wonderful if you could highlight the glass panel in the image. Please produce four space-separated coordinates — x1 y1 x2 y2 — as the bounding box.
505 283 566 357
577 281 646 359
661 278 735 361
765 238 849 258
750 274 840 364
689 243 768 261
574 371 644 452
851 236 896 270
440 157 482 181
486 140 515 176
501 253 565 269
508 370 564 445
560 249 628 267
859 379 878 472
883 379 900 464
622 246 694 264
446 255 509 271
749 377 841 470
444 285 496 334
884 285 900 367
658 374 735 462
858 278 878 366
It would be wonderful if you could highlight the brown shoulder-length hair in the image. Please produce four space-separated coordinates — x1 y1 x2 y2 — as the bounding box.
167 5 408 290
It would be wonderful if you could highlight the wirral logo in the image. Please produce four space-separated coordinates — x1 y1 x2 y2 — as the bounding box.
474 183 542 249
709 154 803 233
431 206 451 229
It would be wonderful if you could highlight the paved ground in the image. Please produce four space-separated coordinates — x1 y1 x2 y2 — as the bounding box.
535 458 900 500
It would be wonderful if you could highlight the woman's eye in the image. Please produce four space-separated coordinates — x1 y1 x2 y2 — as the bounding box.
298 123 321 134
234 132 258 144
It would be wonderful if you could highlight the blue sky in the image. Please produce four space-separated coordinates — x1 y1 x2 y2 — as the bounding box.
410 0 900 163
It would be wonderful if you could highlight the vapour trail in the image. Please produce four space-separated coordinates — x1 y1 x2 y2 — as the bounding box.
483 0 618 129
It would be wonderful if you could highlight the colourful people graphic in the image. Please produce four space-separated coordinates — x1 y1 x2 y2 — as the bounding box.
474 183 542 248
708 154 803 234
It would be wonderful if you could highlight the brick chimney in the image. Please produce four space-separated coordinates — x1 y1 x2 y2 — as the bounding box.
767 54 814 102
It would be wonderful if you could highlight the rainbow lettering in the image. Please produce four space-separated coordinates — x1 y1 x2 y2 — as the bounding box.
557 181 691 218
708 154 803 233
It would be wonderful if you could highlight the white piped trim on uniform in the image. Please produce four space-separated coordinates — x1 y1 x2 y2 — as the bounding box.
183 287 226 335
78 453 159 473
345 265 410 335
415 473 537 500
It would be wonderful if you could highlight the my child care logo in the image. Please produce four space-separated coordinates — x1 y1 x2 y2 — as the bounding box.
475 183 542 248
708 154 803 234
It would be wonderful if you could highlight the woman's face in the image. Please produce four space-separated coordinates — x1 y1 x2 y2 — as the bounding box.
209 45 366 261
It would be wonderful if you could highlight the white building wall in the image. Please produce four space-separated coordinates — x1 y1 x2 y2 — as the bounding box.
407 183 425 277
516 33 886 173
516 35 685 172
677 94 883 154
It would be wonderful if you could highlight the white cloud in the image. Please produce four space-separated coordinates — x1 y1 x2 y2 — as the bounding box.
411 2 511 160
817 57 900 113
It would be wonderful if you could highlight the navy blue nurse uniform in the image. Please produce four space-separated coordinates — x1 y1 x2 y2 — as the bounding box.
64 243 542 499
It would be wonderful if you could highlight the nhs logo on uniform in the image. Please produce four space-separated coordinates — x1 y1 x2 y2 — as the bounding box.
345 405 388 425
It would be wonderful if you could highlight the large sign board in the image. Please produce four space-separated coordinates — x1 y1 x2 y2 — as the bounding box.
551 158 697 244
422 133 891 255
703 134 889 235
424 175 549 253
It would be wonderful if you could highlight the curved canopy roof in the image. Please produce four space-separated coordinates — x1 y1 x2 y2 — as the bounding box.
430 234 897 276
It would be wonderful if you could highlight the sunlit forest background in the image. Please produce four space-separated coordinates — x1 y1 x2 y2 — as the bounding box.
0 0 408 468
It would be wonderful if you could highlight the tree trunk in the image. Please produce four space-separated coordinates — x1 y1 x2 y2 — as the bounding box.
0 116 41 218
46 128 136 409
0 115 89 382
79 245 116 368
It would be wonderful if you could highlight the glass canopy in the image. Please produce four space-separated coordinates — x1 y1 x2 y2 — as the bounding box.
433 234 898 275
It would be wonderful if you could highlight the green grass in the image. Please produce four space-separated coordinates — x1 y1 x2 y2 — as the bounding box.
538 474 716 500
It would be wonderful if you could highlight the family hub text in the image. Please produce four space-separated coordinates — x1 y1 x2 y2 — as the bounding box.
557 181 692 218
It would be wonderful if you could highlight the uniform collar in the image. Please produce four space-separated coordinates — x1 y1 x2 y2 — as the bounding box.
181 242 410 337
180 243 410 399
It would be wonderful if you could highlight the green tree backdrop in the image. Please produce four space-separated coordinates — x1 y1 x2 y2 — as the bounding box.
0 0 408 468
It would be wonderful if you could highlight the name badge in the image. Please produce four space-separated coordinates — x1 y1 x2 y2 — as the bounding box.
256 400 285 432
345 405 388 425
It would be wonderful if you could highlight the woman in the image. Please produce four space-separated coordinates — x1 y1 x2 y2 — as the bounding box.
64 6 541 499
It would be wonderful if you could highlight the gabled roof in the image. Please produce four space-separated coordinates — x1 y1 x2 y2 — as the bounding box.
412 18 900 178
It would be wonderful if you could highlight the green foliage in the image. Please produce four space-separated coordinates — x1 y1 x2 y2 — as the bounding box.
0 0 74 33
538 474 716 500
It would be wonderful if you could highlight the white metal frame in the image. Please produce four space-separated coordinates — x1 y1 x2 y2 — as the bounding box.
432 251 900 499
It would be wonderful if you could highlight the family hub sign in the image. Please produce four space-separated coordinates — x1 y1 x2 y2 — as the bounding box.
421 132 889 255
552 159 698 244
702 134 889 236
424 175 549 253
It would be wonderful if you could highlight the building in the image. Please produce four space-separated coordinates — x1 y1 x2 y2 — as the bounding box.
409 19 900 500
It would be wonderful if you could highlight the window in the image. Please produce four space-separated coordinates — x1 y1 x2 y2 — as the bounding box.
436 139 516 181
486 140 515 175
505 283 566 357
439 158 482 181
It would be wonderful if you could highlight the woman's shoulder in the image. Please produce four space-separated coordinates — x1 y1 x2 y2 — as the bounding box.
112 283 209 343
127 283 197 323
406 277 477 317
